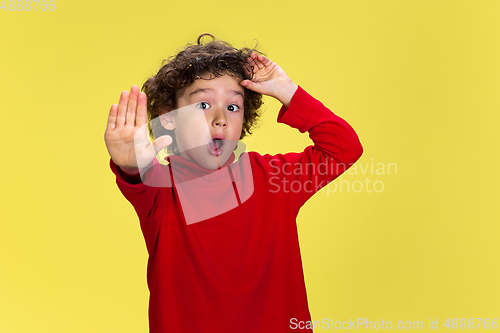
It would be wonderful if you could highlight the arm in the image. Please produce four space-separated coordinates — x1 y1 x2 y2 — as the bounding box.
105 86 172 221
109 157 164 257
119 165 142 184
272 85 363 209
242 54 363 210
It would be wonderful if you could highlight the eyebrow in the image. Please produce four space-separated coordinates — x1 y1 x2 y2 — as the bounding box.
189 88 244 99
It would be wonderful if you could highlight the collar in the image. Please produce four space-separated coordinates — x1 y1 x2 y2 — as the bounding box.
165 152 236 182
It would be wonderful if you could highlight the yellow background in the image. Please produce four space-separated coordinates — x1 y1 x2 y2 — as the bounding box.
1 0 499 332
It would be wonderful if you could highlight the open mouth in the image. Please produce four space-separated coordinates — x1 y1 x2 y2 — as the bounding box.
208 138 224 156
209 138 224 150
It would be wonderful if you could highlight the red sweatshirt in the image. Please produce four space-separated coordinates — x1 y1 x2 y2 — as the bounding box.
109 86 363 332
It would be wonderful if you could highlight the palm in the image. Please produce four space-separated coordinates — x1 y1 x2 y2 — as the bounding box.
104 86 172 170
243 53 295 102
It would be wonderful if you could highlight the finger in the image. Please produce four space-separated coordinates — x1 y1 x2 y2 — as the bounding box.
106 104 118 132
246 54 262 77
258 55 273 68
243 62 253 77
255 56 274 74
126 85 139 126
250 54 265 71
240 80 263 94
116 90 129 127
152 135 173 154
136 92 148 128
247 53 260 68
247 52 256 62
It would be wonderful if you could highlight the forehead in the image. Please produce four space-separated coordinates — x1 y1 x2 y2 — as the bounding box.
180 74 244 100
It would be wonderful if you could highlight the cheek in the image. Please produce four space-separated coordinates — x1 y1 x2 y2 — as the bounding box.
231 116 244 134
176 120 212 150
234 111 245 126
183 113 211 133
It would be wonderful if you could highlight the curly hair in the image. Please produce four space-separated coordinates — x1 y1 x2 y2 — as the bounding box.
142 33 265 155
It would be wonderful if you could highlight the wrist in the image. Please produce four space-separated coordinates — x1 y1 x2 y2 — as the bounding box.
276 79 298 109
117 164 140 176
118 165 142 184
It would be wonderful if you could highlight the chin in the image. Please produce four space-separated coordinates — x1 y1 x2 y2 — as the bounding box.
188 157 225 171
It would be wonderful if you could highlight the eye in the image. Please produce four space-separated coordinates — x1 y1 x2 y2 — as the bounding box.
227 104 240 112
197 101 210 110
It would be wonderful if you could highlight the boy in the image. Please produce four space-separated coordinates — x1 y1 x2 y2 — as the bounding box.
105 33 363 332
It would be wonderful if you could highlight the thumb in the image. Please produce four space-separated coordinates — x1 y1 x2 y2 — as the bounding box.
241 80 262 94
152 135 173 154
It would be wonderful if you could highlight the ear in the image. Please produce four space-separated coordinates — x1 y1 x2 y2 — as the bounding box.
159 110 176 130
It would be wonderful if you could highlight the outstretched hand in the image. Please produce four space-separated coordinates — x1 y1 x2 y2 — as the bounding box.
104 85 173 174
240 53 298 108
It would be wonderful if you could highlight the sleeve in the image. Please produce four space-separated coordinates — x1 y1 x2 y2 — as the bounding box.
263 85 363 211
109 158 165 239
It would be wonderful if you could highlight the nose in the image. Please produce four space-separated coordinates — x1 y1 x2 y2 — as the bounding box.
211 106 227 128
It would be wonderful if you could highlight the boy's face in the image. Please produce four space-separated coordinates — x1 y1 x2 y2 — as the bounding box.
162 73 245 170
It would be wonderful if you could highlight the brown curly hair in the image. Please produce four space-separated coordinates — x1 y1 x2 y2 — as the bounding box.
142 33 265 155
